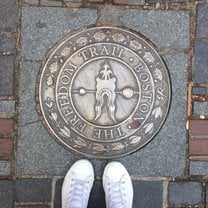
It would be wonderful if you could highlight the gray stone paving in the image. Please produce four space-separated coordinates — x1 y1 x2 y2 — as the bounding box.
190 161 208 175
117 53 187 176
133 180 163 208
0 0 18 32
168 182 202 205
194 39 208 83
21 7 97 60
0 35 16 53
0 180 14 208
120 10 189 49
0 161 11 176
0 100 16 117
196 3 208 39
15 179 52 202
18 61 40 126
0 56 15 96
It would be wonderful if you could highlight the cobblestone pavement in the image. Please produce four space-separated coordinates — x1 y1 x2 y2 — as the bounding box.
0 0 208 207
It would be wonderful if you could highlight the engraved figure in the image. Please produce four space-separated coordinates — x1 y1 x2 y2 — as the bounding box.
94 62 117 122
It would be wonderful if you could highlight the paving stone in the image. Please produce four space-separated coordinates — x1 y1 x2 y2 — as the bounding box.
0 138 13 156
15 179 52 202
193 39 208 83
0 100 16 117
0 161 11 175
0 55 15 96
168 182 201 205
40 0 63 6
17 121 75 175
196 3 208 39
193 102 208 116
128 0 145 4
189 138 208 156
18 61 40 127
0 180 14 208
120 10 189 49
0 0 18 32
23 0 40 5
21 7 97 60
192 87 208 95
132 180 163 208
98 5 123 25
190 161 208 175
17 121 106 175
88 180 105 208
189 120 208 138
0 118 14 136
0 35 16 53
116 54 187 176
54 178 63 208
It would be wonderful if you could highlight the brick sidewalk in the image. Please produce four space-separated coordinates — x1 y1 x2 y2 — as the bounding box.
0 0 208 207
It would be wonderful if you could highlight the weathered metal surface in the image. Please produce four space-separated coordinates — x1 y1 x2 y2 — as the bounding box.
37 27 171 158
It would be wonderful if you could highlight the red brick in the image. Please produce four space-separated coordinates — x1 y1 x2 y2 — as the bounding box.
0 119 14 135
88 0 104 3
189 120 208 138
113 0 128 4
189 138 208 156
0 138 13 156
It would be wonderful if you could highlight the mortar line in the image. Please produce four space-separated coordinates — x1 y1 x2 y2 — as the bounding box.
163 179 169 208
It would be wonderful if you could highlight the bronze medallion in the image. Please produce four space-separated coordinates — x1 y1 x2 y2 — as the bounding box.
37 26 171 158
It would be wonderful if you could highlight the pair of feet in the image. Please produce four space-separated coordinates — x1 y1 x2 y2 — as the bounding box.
62 159 133 208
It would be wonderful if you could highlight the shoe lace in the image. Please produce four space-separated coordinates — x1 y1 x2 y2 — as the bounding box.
108 176 127 208
67 176 90 208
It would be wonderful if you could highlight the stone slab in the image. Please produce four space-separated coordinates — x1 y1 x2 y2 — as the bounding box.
17 121 106 175
168 182 201 205
116 54 187 176
0 161 11 175
128 0 145 4
88 180 106 208
196 3 208 39
0 180 14 208
133 180 163 208
193 39 208 83
21 7 97 60
40 0 63 6
15 179 52 202
0 35 16 53
0 55 15 96
18 61 40 127
190 161 208 175
0 0 18 32
193 102 208 116
120 10 189 49
23 0 39 5
0 100 16 117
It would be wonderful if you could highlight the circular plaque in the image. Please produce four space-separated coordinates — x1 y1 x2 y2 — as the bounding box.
37 26 171 158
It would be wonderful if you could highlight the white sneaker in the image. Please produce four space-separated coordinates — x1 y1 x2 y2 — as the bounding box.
62 159 94 208
103 162 133 208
